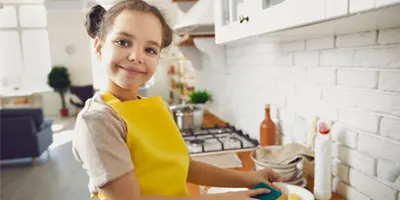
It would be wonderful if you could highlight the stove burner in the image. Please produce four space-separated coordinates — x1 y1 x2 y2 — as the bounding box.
190 139 205 146
229 136 239 143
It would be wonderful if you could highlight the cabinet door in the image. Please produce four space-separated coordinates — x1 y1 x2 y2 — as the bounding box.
326 0 349 19
286 0 326 27
214 0 258 44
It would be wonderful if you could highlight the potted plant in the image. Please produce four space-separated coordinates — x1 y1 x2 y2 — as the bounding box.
188 90 212 105
47 65 71 117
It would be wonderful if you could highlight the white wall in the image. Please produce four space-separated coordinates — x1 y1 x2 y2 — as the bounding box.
42 11 93 116
196 28 400 200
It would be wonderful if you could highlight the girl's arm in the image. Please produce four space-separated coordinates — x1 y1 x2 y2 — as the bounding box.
187 159 282 191
186 159 255 189
100 170 269 200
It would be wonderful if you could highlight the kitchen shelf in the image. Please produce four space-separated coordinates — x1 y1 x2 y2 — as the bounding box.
176 34 214 47
169 87 190 102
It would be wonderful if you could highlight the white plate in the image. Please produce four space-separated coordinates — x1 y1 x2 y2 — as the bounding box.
206 183 314 200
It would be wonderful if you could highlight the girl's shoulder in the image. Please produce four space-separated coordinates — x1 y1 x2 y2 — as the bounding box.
75 92 127 138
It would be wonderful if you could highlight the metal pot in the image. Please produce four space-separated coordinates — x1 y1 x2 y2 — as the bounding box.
170 104 204 131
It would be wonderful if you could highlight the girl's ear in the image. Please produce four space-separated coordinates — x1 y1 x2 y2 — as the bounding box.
94 37 103 59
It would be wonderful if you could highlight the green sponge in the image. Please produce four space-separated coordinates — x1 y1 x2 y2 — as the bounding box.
251 182 282 200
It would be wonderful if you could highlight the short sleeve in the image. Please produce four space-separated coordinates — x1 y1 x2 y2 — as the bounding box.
72 110 134 188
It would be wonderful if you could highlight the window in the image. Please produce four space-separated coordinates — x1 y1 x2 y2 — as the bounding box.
0 3 51 94
0 31 24 91
21 30 51 91
19 5 47 27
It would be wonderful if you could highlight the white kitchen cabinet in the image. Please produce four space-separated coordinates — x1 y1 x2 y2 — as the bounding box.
251 0 326 39
214 0 259 44
376 0 400 7
215 0 326 44
350 0 375 13
326 0 349 19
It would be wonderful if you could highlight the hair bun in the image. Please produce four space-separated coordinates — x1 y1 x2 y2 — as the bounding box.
85 5 106 39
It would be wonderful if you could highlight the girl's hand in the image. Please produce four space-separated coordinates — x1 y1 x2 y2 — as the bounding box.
209 188 270 200
243 168 283 191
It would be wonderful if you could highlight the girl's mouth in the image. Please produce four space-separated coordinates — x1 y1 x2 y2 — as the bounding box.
117 65 145 76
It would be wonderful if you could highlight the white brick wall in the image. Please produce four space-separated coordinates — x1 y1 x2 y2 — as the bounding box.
333 142 376 176
306 67 337 84
196 27 400 200
338 108 380 133
354 47 400 68
332 125 358 149
333 177 372 200
379 28 400 45
337 69 378 89
322 86 358 107
358 134 400 163
379 71 400 92
381 117 400 141
336 31 377 47
306 36 335 50
349 169 398 200
320 49 354 67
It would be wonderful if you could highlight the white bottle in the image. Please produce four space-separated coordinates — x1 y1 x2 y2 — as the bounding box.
313 121 332 200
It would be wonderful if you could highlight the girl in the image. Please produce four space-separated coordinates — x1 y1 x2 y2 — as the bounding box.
72 1 282 200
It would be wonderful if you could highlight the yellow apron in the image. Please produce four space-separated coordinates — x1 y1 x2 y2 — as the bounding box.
96 91 191 199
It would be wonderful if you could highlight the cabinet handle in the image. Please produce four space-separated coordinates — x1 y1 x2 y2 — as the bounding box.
239 15 249 23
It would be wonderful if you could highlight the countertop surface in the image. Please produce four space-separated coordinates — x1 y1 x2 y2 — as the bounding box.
187 110 344 200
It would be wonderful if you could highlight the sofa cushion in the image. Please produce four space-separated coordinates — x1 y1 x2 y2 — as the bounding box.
0 108 44 129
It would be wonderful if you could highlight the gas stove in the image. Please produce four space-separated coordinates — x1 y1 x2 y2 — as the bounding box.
181 124 259 156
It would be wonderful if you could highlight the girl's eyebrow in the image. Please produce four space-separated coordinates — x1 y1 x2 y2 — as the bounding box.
116 31 161 48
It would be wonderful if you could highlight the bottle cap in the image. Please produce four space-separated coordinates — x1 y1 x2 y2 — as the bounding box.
319 122 330 134
265 104 270 109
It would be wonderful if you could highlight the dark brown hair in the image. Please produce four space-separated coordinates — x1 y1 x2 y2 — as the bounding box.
84 0 173 49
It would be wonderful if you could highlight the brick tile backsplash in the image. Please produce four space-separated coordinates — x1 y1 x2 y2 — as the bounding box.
320 49 354 67
338 108 380 133
306 36 335 50
357 90 400 117
322 86 358 107
333 143 376 176
381 117 400 141
379 28 400 45
197 28 400 199
337 69 378 89
349 169 398 200
358 134 400 162
336 31 377 47
333 178 372 200
379 71 400 92
354 47 400 68
331 125 358 149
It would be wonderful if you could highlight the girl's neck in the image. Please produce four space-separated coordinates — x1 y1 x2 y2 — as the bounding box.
107 80 139 102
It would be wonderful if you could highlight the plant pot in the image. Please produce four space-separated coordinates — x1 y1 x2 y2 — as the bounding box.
170 104 205 131
60 108 69 117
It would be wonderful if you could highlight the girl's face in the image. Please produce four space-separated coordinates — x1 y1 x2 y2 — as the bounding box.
94 10 163 90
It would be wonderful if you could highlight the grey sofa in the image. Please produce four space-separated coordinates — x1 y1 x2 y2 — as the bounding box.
0 108 53 163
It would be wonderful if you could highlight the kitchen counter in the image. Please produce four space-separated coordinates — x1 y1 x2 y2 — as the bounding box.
187 110 344 200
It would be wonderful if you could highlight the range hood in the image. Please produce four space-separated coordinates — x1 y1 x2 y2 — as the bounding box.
173 0 214 36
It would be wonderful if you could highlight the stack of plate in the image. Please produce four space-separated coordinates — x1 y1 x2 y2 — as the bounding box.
250 147 307 188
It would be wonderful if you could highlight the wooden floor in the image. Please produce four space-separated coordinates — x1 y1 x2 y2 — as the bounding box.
0 118 91 200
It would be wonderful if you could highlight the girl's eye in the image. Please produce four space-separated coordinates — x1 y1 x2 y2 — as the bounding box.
116 40 129 47
145 48 158 55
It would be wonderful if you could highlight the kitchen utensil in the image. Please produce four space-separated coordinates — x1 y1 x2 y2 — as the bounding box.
170 104 204 131
206 183 314 200
251 182 282 200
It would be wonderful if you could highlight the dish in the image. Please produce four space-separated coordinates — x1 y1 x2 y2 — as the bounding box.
206 182 314 200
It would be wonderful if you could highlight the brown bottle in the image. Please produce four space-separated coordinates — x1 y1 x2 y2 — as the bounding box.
260 104 276 146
